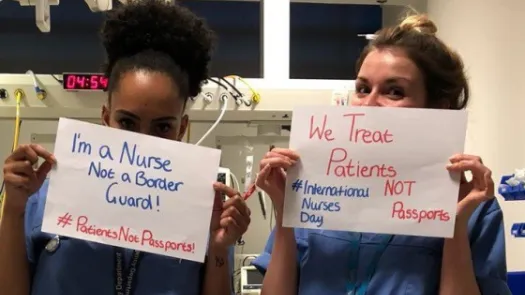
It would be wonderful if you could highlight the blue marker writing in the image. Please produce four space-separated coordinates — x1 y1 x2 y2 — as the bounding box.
300 211 324 227
105 182 161 211
293 178 370 228
298 197 341 228
119 141 172 172
301 197 341 212
303 180 369 198
88 161 115 179
71 133 92 155
134 170 184 192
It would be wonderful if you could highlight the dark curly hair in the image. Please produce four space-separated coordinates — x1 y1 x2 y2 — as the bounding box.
101 0 215 100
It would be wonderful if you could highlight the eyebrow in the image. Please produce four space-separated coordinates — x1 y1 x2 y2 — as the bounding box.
115 110 177 122
357 76 412 83
115 110 140 120
152 116 177 122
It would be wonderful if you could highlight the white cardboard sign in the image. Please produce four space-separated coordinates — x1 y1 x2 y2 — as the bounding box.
42 118 221 262
283 106 467 238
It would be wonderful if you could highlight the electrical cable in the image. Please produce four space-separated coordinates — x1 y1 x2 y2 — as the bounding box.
224 75 261 106
194 76 246 146
189 77 228 144
0 90 24 218
195 94 228 146
11 94 21 155
229 174 235 190
0 118 22 202
242 255 258 267
210 77 243 106
230 172 241 191
206 77 229 91
51 74 63 84
26 70 46 100
218 77 243 100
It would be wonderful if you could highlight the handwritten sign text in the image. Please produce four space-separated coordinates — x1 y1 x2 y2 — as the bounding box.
282 106 467 238
42 118 221 262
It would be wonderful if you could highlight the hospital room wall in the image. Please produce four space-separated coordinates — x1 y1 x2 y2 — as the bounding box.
383 0 525 272
425 0 525 272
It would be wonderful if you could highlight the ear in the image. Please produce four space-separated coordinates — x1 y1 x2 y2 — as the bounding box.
102 104 110 126
176 114 189 142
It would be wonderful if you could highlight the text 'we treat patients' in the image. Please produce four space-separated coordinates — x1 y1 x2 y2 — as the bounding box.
41 118 221 262
282 106 467 238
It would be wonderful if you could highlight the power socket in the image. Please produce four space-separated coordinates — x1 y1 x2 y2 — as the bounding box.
217 167 232 187
217 167 233 201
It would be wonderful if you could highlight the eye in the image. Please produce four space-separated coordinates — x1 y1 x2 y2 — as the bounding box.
386 87 405 100
156 123 173 134
355 84 370 98
118 118 136 130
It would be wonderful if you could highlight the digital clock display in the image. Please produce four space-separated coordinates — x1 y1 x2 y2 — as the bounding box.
62 73 108 91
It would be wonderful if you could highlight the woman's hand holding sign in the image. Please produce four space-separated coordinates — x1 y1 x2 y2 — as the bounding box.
255 148 301 295
3 144 56 216
209 182 251 249
440 154 494 295
256 148 300 218
202 185 250 295
446 154 495 224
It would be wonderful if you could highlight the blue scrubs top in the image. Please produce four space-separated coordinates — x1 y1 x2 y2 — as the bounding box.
25 180 235 295
253 199 511 295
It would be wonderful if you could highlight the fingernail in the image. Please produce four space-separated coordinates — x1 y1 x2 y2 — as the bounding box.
449 154 460 160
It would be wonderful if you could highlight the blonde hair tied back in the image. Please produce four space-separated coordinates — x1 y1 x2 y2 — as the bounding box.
399 14 438 35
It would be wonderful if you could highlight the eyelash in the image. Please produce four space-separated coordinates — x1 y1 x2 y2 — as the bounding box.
386 87 405 99
157 124 172 133
355 84 405 100
356 85 370 94
118 119 172 134
119 118 135 130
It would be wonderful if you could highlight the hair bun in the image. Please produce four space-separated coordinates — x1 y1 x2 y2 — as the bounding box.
399 14 438 35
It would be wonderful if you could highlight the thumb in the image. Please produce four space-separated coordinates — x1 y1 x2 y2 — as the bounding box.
256 164 271 187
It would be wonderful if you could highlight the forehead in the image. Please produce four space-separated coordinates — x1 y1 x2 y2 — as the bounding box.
111 71 183 115
358 48 422 82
